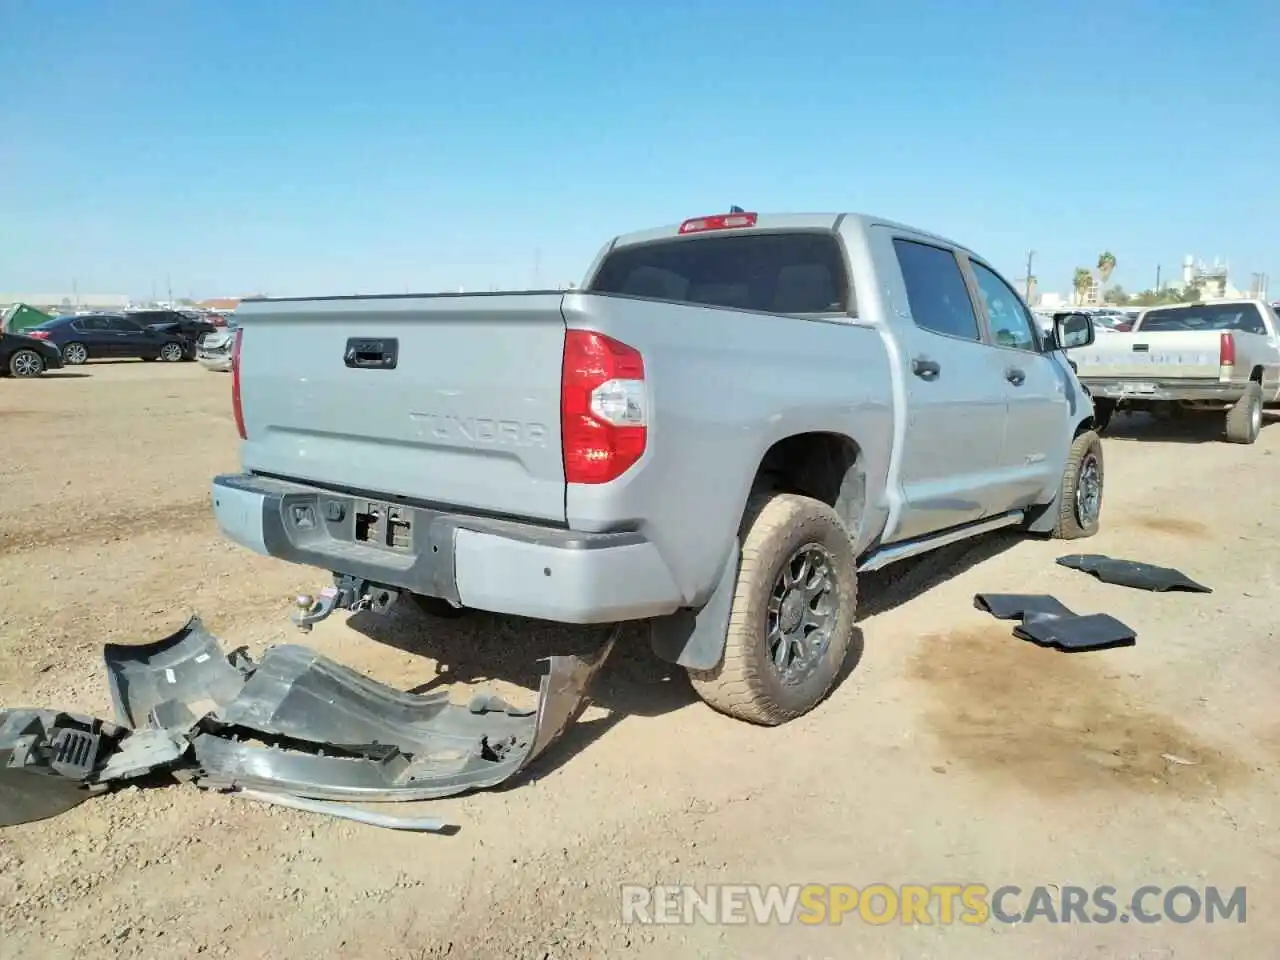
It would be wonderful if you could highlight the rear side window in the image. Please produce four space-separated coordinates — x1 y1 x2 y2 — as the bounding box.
1140 303 1267 334
589 232 850 314
893 238 981 341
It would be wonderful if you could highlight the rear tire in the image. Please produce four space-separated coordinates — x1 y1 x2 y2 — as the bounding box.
1224 382 1263 444
159 342 184 362
687 493 858 726
8 349 45 378
1051 430 1104 539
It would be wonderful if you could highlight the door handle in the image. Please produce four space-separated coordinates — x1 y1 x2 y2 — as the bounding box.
1005 367 1026 386
911 357 941 380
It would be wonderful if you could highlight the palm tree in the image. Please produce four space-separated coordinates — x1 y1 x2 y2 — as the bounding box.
1097 251 1117 288
1073 267 1093 305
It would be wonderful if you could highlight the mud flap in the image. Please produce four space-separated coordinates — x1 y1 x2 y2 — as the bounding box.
648 539 739 671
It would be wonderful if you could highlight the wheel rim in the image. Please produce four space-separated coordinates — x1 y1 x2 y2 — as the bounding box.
12 351 42 376
161 343 182 361
766 543 836 686
64 344 86 364
1075 453 1102 527
1250 398 1262 434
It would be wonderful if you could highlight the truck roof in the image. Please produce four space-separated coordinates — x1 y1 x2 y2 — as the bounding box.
1142 297 1272 311
608 212 974 256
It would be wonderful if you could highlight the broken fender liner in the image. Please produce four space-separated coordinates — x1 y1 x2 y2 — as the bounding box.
1 616 615 829
1055 554 1212 593
0 710 186 828
972 594 1136 652
105 615 617 803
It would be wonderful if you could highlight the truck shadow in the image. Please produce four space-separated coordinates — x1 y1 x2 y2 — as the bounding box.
346 605 693 730
1101 410 1280 445
857 529 1022 620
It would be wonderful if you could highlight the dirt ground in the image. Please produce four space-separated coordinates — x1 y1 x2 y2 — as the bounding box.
1 361 1277 959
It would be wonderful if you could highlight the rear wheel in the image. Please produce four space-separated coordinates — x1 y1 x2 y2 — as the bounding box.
8 349 45 378
1224 382 1263 444
61 342 88 365
1092 398 1115 434
1050 430 1104 539
159 341 184 362
688 493 858 726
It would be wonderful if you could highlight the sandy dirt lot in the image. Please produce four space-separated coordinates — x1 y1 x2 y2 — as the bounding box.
1 361 1277 959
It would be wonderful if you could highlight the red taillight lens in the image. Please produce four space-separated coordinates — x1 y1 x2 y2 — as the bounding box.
561 330 647 484
25 330 50 340
231 327 246 439
678 212 758 234
1114 322 1131 332
1219 332 1236 366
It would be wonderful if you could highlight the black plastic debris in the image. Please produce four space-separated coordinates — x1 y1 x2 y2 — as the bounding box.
0 615 616 830
0 710 118 827
1055 554 1212 593
973 593 1137 652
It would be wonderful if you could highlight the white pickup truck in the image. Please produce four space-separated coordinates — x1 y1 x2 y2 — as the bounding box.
1070 298 1280 443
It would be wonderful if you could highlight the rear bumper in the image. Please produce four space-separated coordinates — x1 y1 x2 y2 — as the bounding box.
1081 378 1244 403
211 473 684 624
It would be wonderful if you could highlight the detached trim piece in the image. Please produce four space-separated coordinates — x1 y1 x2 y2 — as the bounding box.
0 614 616 830
973 593 1137 652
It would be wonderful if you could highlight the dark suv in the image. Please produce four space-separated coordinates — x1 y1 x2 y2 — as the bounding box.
124 309 218 343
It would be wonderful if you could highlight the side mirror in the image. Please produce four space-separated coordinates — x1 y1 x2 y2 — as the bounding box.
1052 312 1095 351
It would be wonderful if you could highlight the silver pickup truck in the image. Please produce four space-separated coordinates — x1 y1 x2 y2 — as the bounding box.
212 211 1102 726
1070 298 1280 443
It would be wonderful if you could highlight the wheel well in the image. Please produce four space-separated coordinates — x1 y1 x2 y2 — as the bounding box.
1250 365 1264 384
750 432 864 531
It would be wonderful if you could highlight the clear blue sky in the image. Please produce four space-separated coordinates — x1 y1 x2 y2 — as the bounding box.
2 1 1277 300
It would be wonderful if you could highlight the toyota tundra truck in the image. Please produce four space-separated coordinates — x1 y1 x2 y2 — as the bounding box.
212 211 1103 726
1070 298 1280 443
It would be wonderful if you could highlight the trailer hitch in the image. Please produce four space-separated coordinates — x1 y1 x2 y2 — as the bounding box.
291 575 402 631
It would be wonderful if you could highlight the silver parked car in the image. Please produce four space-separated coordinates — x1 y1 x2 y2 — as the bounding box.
198 317 238 371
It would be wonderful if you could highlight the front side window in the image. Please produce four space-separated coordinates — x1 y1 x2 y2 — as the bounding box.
969 260 1038 351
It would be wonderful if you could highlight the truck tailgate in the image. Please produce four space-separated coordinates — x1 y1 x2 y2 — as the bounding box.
1073 331 1222 380
236 293 568 523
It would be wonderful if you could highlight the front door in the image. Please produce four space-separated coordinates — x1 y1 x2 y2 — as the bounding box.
965 258 1071 507
887 236 1011 542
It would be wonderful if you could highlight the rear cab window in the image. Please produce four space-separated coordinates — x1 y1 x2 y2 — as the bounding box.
1139 303 1267 334
588 231 851 315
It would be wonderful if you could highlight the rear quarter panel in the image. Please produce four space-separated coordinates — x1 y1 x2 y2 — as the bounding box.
561 292 894 605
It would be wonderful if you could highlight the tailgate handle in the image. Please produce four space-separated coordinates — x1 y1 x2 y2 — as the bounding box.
1132 343 1149 353
344 338 398 370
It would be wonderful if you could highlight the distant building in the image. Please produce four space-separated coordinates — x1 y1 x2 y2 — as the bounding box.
0 293 130 313
196 297 242 311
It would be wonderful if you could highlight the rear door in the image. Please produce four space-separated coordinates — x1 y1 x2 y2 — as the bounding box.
964 257 1069 506
886 236 1010 540
107 316 152 356
237 294 570 523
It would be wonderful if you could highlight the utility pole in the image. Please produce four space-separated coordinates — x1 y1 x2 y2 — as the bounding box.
1155 265 1161 292
166 273 173 304
1023 250 1034 302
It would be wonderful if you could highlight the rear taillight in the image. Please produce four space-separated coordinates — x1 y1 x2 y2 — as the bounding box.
25 330 50 340
231 327 246 439
561 330 647 484
1219 332 1236 367
1114 322 1132 332
678 212 758 234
